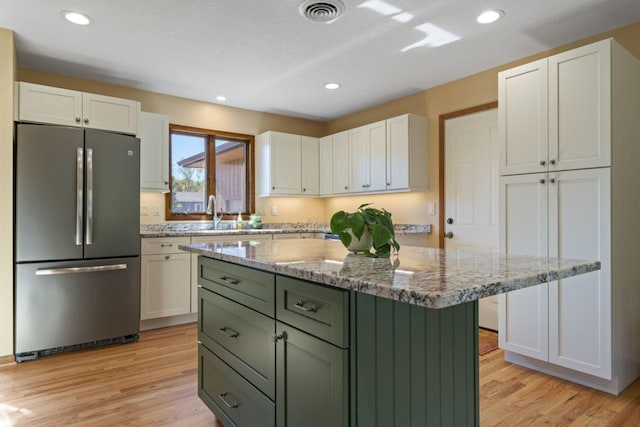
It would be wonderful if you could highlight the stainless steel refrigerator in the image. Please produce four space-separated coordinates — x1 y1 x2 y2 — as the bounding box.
14 123 141 362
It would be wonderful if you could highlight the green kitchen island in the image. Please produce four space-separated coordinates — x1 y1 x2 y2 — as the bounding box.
179 239 599 427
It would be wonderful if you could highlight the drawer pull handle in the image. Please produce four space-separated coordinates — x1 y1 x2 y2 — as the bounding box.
219 327 239 338
160 244 173 247
294 300 318 313
272 333 285 343
218 392 239 409
219 276 239 285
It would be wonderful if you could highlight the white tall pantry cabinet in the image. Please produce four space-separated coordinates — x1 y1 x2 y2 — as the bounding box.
498 38 640 394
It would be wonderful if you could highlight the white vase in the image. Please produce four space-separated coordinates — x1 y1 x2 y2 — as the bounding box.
347 229 373 252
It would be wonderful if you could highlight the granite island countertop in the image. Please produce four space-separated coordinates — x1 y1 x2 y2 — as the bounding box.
179 238 600 309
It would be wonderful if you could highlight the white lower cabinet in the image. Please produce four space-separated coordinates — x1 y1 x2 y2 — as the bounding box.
141 237 191 320
499 169 612 380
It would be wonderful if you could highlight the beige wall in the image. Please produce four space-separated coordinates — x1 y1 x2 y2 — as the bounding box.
0 28 15 357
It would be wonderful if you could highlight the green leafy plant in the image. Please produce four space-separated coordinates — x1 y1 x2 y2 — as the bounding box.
330 203 400 258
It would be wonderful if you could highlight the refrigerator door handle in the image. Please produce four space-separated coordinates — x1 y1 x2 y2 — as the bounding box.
76 147 83 246
85 148 93 245
35 264 128 276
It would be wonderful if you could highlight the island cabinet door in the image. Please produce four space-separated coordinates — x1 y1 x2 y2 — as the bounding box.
275 321 348 427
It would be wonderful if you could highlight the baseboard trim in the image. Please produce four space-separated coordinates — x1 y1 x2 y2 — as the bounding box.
140 313 198 331
0 354 16 366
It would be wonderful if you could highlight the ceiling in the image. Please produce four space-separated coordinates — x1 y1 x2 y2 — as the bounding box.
1 0 639 122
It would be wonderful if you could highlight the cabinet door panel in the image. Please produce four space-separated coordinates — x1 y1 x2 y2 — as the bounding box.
498 174 549 361
498 59 548 175
138 111 169 191
333 132 350 194
349 125 368 192
271 132 301 194
141 253 191 320
386 115 409 190
548 169 611 378
82 93 138 135
319 136 333 195
368 121 387 191
276 322 347 427
18 82 83 127
301 136 319 195
549 40 611 170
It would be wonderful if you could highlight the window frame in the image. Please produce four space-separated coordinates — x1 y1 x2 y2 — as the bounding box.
165 124 255 221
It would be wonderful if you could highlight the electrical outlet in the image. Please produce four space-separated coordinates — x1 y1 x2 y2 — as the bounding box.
271 205 278 216
427 202 436 216
154 205 161 216
141 205 149 216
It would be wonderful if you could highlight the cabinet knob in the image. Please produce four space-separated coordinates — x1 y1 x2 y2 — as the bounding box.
303 188 306 192
84 118 89 124
362 185 366 188
387 182 391 186
75 117 81 123
165 255 170 260
344 186 348 190
550 178 556 183
164 181 168 185
272 186 275 190
550 159 556 165
540 160 546 166
539 178 546 184
272 333 285 343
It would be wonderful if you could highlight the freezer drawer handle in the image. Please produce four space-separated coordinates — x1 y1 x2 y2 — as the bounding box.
35 264 128 276
75 147 84 246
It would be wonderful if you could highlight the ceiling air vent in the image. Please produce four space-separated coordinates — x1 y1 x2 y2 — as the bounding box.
299 0 345 23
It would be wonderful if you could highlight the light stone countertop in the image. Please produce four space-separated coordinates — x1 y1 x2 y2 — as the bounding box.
179 238 600 309
140 222 432 238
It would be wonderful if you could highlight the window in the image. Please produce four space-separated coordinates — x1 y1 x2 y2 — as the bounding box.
166 124 254 220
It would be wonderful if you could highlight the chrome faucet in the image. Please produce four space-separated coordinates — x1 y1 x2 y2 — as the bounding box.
206 195 222 229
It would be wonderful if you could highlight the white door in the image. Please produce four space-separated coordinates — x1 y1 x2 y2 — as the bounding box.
444 108 499 329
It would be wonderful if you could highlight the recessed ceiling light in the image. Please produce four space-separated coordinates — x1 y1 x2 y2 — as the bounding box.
324 82 341 90
216 95 227 102
477 9 503 24
62 11 93 26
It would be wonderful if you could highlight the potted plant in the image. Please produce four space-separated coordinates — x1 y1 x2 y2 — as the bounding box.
330 203 400 258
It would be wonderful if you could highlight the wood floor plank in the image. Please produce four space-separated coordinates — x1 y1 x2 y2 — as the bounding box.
2 325 639 426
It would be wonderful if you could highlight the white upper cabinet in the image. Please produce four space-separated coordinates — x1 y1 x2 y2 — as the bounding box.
256 131 303 196
332 131 350 195
301 136 319 195
319 135 333 196
386 114 428 192
138 111 170 192
499 39 612 175
498 60 549 175
17 82 139 134
349 120 386 193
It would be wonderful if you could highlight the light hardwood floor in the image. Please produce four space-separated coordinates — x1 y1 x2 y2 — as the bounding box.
1 324 639 426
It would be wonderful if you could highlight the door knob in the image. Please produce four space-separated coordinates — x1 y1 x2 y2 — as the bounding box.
444 232 454 239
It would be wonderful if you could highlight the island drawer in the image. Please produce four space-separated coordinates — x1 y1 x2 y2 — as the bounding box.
276 276 349 348
198 257 275 317
199 287 275 400
199 344 275 427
